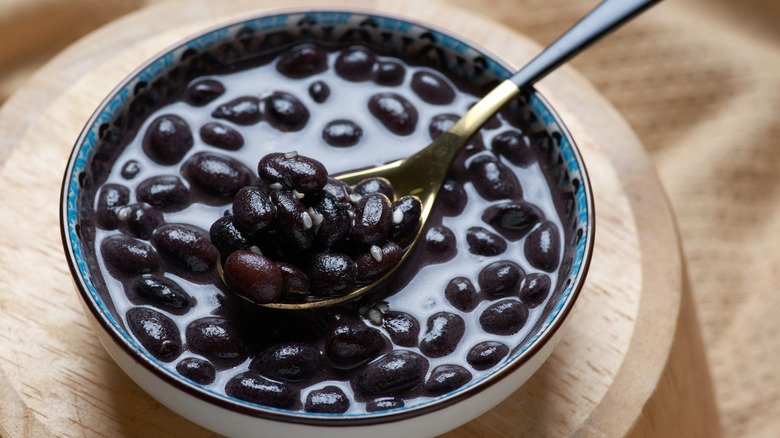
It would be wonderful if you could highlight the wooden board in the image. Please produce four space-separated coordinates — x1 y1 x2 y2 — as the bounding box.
0 0 720 436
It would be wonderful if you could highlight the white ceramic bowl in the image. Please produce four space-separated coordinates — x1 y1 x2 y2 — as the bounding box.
61 9 594 438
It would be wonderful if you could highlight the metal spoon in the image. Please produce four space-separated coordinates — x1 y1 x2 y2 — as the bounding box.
244 0 661 309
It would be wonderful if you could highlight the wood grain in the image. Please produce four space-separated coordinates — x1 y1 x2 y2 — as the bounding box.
0 0 719 436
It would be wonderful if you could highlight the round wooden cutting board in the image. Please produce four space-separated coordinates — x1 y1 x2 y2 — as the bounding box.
0 0 719 436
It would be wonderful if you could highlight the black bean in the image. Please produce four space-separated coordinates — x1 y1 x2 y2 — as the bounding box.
136 175 190 212
390 195 422 243
223 250 283 304
492 129 533 167
353 350 427 396
96 184 130 230
423 225 457 263
127 307 181 362
467 154 521 201
308 252 357 296
335 46 377 81
479 299 528 335
308 80 330 103
151 223 218 273
101 235 160 275
200 122 244 150
437 178 467 217
185 78 225 106
276 262 310 295
128 274 194 314
478 260 524 297
264 91 310 132
424 364 472 396
481 202 544 241
176 357 216 385
117 203 164 240
121 160 141 179
355 241 403 283
419 312 466 358
312 306 363 331
519 273 551 308
365 397 405 412
382 311 420 347
276 44 328 78
524 221 560 272
309 192 352 248
353 177 394 200
270 190 315 250
209 215 252 260
373 61 405 86
186 317 247 362
225 372 299 409
351 193 393 246
321 119 363 147
142 114 194 165
466 226 507 256
305 386 350 414
258 152 328 195
368 92 418 136
232 186 277 234
325 323 385 369
251 342 321 382
212 96 262 126
466 341 509 371
411 70 455 105
321 177 353 209
182 151 254 199
444 277 479 312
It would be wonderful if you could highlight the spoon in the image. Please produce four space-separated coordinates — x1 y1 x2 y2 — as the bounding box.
240 0 661 309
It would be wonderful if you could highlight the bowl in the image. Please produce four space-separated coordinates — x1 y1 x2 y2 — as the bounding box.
61 8 594 438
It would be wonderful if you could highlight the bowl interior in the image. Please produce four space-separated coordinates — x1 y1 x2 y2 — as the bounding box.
62 9 593 424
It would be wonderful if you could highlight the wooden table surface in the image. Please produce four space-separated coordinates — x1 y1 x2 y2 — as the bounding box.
0 0 720 436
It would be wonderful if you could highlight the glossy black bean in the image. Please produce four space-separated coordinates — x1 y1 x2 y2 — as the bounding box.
373 60 405 86
121 160 141 179
225 372 298 409
390 195 422 243
381 311 420 347
269 190 315 250
353 177 394 200
223 250 283 304
322 119 363 147
444 277 479 312
185 78 225 106
127 307 181 362
135 175 190 212
176 357 216 385
142 114 194 165
321 177 353 209
305 385 350 414
524 221 561 272
466 226 507 256
411 70 455 105
368 92 418 136
479 299 528 335
351 193 393 246
353 350 428 396
308 80 330 103
232 186 277 234
117 203 164 240
100 235 160 275
355 241 403 283
309 192 352 248
424 364 472 396
276 43 328 78
128 274 194 314
182 151 254 199
423 225 457 263
258 152 328 195
481 202 544 241
520 272 551 308
251 342 321 382
466 341 509 371
467 154 521 201
209 215 252 260
437 178 467 217
334 46 377 81
186 317 247 362
478 260 524 297
325 323 385 369
200 122 244 150
211 96 262 126
276 262 310 295
308 252 357 295
365 397 404 412
151 223 218 273
419 312 466 358
492 129 533 167
264 92 310 132
96 184 129 230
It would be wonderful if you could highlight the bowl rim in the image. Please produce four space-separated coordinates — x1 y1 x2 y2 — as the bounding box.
60 7 595 427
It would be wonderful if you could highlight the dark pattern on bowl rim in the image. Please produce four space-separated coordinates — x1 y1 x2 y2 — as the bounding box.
60 8 594 426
